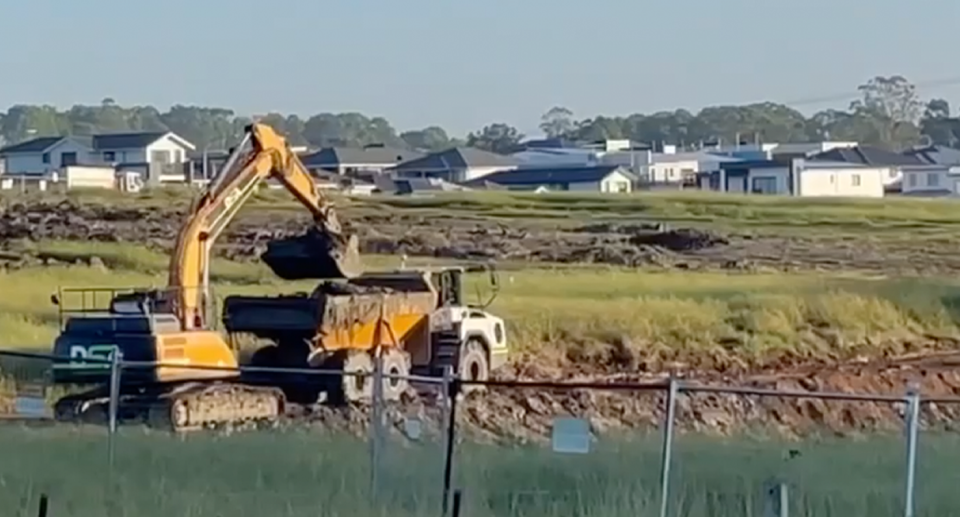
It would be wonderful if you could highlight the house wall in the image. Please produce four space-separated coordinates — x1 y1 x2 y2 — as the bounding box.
464 166 514 181
901 166 956 194
647 159 699 183
143 135 191 183
3 139 93 174
744 166 791 194
797 167 884 197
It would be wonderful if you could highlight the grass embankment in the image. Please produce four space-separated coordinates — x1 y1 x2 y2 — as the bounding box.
9 186 960 240
0 425 951 517
0 242 958 372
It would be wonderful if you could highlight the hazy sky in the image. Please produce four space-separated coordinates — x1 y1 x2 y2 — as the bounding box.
4 0 960 137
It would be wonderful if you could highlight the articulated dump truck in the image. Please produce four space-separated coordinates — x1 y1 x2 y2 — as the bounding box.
47 123 509 432
225 266 508 404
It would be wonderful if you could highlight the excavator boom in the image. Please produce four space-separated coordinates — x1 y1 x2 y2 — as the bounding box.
169 123 362 329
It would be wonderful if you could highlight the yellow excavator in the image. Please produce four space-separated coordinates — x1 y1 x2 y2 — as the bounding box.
49 123 509 432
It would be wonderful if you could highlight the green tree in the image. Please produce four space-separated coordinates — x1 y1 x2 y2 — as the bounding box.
466 123 524 154
539 106 575 138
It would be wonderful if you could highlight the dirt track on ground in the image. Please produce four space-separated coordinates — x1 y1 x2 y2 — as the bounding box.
3 199 960 439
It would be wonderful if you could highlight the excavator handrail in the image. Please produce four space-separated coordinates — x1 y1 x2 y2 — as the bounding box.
167 123 359 330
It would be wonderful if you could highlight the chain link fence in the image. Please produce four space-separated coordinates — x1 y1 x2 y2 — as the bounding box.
0 348 953 517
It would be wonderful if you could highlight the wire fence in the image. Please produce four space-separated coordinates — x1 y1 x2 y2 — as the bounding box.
0 347 955 517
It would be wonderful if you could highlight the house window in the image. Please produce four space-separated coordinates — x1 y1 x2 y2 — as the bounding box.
851 174 861 186
928 173 939 187
103 151 116 162
751 176 778 194
42 153 49 164
908 173 918 187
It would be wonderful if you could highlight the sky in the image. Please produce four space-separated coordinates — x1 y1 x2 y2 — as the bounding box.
3 0 960 138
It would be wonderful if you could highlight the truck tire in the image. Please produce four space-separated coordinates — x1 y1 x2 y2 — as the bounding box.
459 338 489 393
336 351 373 403
379 348 410 402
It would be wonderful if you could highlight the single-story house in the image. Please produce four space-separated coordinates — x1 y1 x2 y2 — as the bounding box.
0 131 195 185
464 165 636 193
701 158 886 198
300 144 423 176
389 147 518 183
809 145 924 192
898 145 960 196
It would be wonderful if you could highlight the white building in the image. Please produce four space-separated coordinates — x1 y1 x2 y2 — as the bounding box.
701 158 886 198
0 131 195 185
465 165 636 193
899 145 960 196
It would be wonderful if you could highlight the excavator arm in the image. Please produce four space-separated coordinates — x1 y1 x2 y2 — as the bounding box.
168 123 362 329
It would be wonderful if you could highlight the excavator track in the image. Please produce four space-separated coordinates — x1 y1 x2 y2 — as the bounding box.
53 381 285 433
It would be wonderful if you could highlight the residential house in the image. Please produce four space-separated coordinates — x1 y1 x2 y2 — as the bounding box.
702 158 886 198
641 151 743 186
899 145 960 196
390 147 518 183
300 144 423 176
808 145 923 192
0 131 195 185
465 165 636 193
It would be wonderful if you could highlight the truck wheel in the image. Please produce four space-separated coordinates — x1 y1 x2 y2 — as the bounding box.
379 349 410 402
459 338 489 393
338 351 373 403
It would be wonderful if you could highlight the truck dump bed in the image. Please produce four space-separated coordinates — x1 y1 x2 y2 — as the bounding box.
222 272 439 352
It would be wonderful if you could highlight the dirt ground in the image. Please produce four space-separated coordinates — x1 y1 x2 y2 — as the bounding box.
4 199 960 275
3 199 960 439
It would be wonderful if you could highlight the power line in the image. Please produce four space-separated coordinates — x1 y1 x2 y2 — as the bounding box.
773 75 960 108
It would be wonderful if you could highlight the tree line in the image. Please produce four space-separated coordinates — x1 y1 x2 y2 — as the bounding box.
1 75 958 155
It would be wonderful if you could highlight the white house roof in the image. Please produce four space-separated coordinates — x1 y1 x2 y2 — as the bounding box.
651 151 743 163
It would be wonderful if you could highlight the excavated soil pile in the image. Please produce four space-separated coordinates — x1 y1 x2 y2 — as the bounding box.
5 199 960 274
287 348 960 443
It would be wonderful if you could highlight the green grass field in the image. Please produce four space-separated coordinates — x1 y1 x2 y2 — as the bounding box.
1 239 959 365
0 424 951 517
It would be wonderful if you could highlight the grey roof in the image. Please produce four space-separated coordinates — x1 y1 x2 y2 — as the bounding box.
92 132 168 149
903 145 960 165
0 136 66 154
392 147 518 170
301 146 422 167
810 146 923 166
465 165 634 187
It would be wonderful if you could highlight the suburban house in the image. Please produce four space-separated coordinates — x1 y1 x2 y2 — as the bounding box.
390 147 518 183
898 145 960 196
465 165 636 193
641 151 743 186
0 131 196 185
701 158 887 197
808 145 923 192
300 144 423 176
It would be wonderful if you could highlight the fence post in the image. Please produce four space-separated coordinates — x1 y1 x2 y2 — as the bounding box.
765 479 789 517
658 377 679 517
107 349 123 470
903 386 921 517
440 365 459 517
370 346 385 499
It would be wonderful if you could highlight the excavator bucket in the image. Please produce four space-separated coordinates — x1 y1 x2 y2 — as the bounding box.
261 227 363 280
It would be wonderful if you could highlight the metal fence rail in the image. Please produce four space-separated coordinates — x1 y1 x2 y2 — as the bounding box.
0 347 953 517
